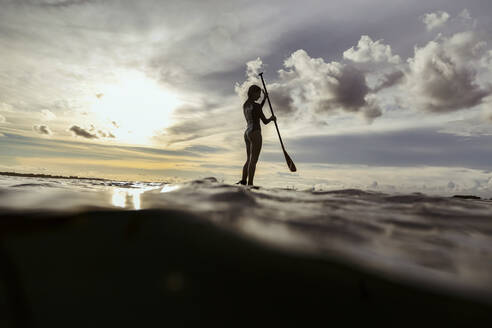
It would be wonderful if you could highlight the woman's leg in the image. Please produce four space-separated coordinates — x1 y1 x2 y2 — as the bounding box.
247 131 262 186
241 131 251 183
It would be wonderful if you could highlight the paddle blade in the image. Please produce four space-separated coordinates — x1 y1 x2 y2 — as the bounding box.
283 151 297 172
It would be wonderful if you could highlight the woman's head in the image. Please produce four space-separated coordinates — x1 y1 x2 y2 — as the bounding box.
247 85 261 100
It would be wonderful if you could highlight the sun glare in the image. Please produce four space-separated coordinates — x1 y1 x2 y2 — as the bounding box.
91 71 182 144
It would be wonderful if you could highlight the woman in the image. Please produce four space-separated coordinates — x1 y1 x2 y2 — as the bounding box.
237 85 276 186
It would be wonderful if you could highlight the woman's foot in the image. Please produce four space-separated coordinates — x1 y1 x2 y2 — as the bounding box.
236 180 246 185
246 185 260 190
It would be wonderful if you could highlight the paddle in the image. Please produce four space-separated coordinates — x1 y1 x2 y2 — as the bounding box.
258 72 297 172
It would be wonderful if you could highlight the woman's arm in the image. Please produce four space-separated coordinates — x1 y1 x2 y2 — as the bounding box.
258 91 276 124
259 106 276 124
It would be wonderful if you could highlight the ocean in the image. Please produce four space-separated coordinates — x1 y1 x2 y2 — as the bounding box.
1 173 492 326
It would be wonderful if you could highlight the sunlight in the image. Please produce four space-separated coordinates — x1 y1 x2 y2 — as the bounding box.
91 71 182 144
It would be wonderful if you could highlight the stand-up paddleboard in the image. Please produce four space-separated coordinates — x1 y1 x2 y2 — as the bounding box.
235 182 261 190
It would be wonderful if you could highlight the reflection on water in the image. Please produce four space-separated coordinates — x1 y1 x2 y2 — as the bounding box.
131 190 142 210
111 188 151 210
112 189 127 208
161 185 180 193
111 184 180 210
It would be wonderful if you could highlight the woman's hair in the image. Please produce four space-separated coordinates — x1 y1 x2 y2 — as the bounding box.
247 85 261 98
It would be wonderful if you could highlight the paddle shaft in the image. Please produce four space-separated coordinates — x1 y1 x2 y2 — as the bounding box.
258 73 287 153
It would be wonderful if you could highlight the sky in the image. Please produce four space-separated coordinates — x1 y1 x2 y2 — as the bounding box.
1 0 492 195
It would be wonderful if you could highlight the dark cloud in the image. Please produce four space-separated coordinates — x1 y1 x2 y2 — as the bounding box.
237 50 383 121
266 84 297 113
70 124 114 139
33 124 52 135
315 64 369 113
361 96 383 122
372 70 405 92
97 130 115 138
405 30 491 113
69 125 98 139
262 128 492 169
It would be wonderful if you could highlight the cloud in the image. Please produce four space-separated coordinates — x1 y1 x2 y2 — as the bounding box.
447 181 456 189
234 57 264 100
458 9 472 21
162 119 222 145
343 35 400 64
404 31 491 113
372 70 405 92
41 109 56 121
144 3 291 95
234 20 492 126
2 132 196 161
280 50 381 120
362 95 383 122
74 124 114 139
0 103 14 112
97 130 115 138
422 11 450 31
0 114 5 123
185 145 226 153
263 127 492 169
69 125 98 139
33 124 52 135
480 50 492 68
436 110 492 137
234 57 297 113
2 1 492 154
18 0 94 8
265 83 297 114
155 96 240 146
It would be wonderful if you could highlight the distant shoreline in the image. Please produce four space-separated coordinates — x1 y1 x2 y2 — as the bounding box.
0 171 108 181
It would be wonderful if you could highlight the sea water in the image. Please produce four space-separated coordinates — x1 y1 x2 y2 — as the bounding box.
1 174 492 325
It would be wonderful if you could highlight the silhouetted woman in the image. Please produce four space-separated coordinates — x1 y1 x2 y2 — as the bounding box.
237 85 276 186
